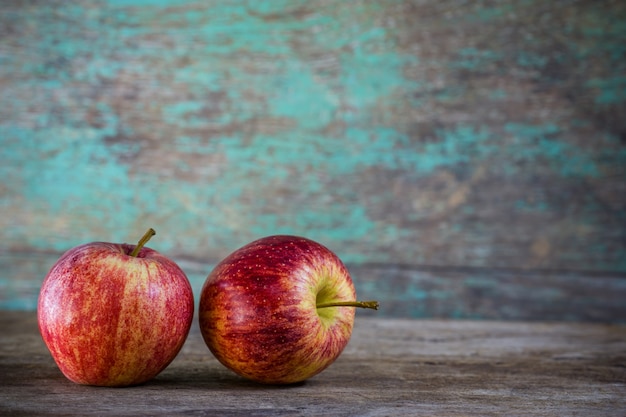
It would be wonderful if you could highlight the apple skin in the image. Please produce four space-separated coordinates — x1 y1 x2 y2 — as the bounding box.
199 235 357 385
38 241 194 387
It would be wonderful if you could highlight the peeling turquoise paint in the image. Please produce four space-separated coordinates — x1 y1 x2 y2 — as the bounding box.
268 68 336 130
503 123 599 178
105 0 192 7
488 89 508 100
419 126 493 173
515 200 550 213
453 48 502 70
516 51 548 68
0 119 607 256
587 77 626 104
2 130 144 249
2 0 626 317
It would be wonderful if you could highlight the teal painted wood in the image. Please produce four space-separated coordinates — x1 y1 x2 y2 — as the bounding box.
2 251 625 323
1 0 625 319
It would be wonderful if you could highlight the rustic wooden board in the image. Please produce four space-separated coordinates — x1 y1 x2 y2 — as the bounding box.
1 311 625 416
2 252 626 323
1 0 625 317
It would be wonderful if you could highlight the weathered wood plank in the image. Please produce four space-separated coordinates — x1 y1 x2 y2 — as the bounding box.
4 243 624 323
1 0 625 316
349 263 626 323
1 311 625 416
2 252 625 323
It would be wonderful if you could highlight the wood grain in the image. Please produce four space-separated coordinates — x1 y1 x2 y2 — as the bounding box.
1 311 625 416
1 0 625 318
3 251 625 322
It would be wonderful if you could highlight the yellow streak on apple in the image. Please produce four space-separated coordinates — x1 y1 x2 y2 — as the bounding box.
110 260 167 385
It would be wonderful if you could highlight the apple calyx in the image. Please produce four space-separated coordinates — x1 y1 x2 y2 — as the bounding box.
130 228 156 257
316 300 380 310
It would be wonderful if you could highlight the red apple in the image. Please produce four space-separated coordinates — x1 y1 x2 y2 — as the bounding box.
38 228 194 387
199 235 378 384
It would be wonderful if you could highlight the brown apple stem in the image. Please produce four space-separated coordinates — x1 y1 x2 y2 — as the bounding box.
130 228 156 257
316 300 380 310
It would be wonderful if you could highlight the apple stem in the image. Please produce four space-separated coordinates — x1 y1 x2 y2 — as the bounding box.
130 228 156 257
316 300 380 310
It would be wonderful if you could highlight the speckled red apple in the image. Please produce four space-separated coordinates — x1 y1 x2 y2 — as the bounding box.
199 235 378 384
38 228 194 387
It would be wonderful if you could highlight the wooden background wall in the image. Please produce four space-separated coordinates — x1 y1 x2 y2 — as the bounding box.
1 0 625 322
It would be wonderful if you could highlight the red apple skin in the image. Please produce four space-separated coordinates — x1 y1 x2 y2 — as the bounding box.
199 235 357 385
38 242 194 387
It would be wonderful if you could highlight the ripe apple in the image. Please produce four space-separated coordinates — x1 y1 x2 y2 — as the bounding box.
198 235 378 384
38 228 194 387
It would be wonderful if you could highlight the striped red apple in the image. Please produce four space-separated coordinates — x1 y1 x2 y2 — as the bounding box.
38 228 194 387
199 235 378 384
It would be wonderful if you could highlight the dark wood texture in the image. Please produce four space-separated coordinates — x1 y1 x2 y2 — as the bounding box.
1 311 625 416
1 1 625 320
3 252 626 323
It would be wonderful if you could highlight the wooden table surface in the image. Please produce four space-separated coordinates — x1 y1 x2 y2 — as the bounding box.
1 311 625 416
